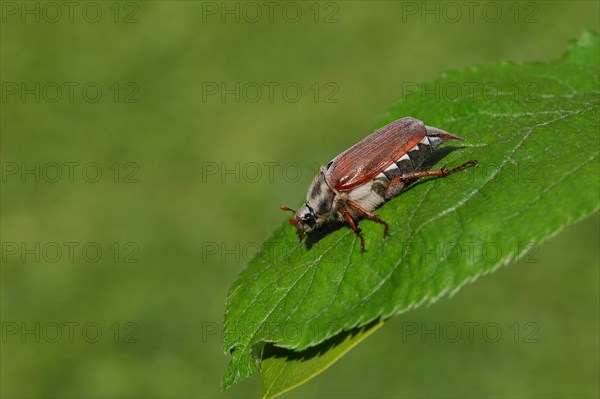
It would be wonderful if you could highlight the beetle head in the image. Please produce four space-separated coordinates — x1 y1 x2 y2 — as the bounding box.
280 204 317 240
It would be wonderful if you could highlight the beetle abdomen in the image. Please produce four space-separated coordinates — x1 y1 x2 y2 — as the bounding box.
347 131 454 212
325 118 461 193
377 133 443 181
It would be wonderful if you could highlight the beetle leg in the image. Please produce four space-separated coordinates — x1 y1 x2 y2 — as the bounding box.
384 175 406 200
346 200 389 237
399 160 478 182
340 210 365 251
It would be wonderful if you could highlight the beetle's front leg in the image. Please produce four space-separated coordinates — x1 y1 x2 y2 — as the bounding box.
339 210 365 251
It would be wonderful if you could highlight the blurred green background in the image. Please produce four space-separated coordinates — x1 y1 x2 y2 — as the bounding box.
1 1 599 398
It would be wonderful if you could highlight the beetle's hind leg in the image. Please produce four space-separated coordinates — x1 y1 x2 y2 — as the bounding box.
398 160 478 182
383 176 406 200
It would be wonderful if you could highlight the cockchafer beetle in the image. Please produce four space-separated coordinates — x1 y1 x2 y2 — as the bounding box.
281 117 478 251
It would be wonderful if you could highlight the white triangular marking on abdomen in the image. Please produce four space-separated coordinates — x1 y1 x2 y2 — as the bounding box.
384 163 399 172
428 137 441 146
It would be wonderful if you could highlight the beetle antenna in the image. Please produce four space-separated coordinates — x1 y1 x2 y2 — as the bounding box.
280 206 296 213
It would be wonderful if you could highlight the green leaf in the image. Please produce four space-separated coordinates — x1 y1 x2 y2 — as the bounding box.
261 320 383 399
221 31 600 394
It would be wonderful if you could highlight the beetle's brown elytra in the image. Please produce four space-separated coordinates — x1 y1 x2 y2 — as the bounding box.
282 117 478 251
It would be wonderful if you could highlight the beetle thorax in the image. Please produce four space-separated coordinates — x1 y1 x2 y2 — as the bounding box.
300 169 337 228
